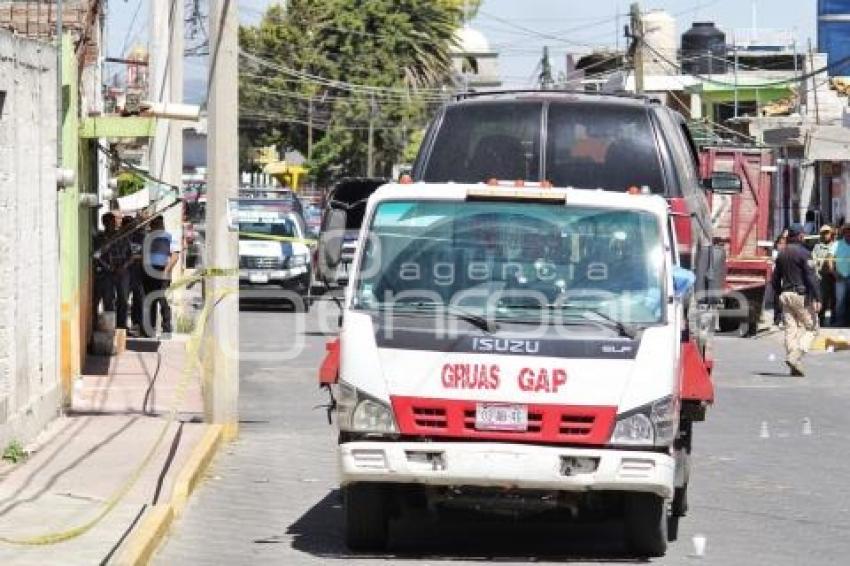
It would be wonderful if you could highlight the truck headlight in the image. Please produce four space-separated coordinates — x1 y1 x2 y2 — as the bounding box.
612 413 654 445
289 254 308 267
611 395 678 447
336 381 397 434
352 399 396 433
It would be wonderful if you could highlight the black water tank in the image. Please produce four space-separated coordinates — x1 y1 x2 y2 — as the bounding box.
681 22 727 75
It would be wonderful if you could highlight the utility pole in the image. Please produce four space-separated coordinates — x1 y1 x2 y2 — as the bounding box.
206 0 239 439
367 94 377 177
150 0 184 232
629 3 644 94
307 96 314 161
809 38 821 125
539 46 554 89
733 37 739 119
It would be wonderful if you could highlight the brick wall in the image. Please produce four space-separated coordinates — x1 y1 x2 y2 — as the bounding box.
0 29 61 446
0 1 100 65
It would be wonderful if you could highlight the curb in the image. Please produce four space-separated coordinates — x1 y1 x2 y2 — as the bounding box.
115 424 224 566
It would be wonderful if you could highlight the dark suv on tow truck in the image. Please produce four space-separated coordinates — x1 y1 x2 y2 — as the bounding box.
412 91 735 306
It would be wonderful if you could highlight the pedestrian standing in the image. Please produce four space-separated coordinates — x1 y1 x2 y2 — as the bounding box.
122 215 147 335
142 215 180 338
92 212 116 319
770 230 789 327
812 225 836 326
771 224 821 376
100 213 133 329
832 224 850 327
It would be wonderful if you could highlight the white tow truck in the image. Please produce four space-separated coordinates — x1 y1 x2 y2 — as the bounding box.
318 181 713 557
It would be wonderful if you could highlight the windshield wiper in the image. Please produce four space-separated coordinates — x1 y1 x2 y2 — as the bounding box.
381 302 498 334
559 304 637 339
497 302 636 339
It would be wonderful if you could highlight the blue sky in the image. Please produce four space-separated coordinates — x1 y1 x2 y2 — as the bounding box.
105 0 819 94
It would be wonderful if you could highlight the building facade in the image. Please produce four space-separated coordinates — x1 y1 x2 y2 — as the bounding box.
0 30 61 446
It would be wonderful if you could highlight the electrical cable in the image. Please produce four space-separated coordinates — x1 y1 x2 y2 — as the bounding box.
641 39 850 89
119 0 144 58
239 49 451 96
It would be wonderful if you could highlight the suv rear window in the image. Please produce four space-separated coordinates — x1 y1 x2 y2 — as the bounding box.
545 103 665 192
421 101 541 183
418 99 666 194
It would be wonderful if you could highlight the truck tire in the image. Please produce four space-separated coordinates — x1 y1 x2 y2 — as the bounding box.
672 485 688 517
624 493 668 557
344 483 389 552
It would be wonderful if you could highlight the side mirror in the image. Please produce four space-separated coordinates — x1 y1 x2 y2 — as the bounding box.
318 208 347 271
672 266 696 299
702 172 743 194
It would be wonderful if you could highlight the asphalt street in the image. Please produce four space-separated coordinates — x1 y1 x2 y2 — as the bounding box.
155 298 850 565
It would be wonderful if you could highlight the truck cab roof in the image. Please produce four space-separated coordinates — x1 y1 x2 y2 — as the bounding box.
370 181 670 218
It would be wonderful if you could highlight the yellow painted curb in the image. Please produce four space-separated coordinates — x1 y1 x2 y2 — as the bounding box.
114 505 174 566
171 424 224 516
115 424 224 566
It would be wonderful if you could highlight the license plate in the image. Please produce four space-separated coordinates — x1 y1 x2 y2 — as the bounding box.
249 272 269 284
475 403 528 432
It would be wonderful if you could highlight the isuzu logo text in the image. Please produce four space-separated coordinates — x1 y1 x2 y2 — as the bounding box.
472 338 540 354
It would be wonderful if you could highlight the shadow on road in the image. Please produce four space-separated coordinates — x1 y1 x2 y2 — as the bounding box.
284 490 647 563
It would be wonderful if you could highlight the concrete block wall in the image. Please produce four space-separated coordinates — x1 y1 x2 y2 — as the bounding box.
0 30 61 447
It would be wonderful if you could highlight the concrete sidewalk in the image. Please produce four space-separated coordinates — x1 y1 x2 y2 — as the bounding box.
0 337 210 566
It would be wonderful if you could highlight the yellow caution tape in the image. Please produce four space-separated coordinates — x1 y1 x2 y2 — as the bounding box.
0 270 236 546
237 231 317 245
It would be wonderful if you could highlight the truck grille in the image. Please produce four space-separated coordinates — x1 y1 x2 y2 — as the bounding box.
392 396 616 445
240 256 285 270
412 406 447 429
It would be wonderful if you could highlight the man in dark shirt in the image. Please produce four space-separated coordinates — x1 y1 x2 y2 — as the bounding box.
771 224 821 376
92 213 115 318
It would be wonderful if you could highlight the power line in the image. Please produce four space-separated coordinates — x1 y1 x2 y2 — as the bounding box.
642 39 850 89
239 49 453 99
119 0 145 57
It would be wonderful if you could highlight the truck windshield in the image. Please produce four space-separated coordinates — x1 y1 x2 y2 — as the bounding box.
354 200 665 325
419 101 665 194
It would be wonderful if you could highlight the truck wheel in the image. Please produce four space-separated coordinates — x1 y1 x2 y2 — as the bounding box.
624 493 668 557
672 484 689 517
344 483 389 552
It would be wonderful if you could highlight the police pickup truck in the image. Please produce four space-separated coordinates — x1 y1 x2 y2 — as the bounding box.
236 196 312 309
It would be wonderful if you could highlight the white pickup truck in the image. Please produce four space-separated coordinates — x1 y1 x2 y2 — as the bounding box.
236 197 312 309
319 181 709 557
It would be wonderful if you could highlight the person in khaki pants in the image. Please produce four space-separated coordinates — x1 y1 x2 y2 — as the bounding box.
771 224 821 376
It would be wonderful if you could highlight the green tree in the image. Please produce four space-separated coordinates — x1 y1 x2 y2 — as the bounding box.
239 0 463 184
116 171 145 197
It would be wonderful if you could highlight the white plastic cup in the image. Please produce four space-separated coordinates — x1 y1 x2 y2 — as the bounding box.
692 534 707 557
